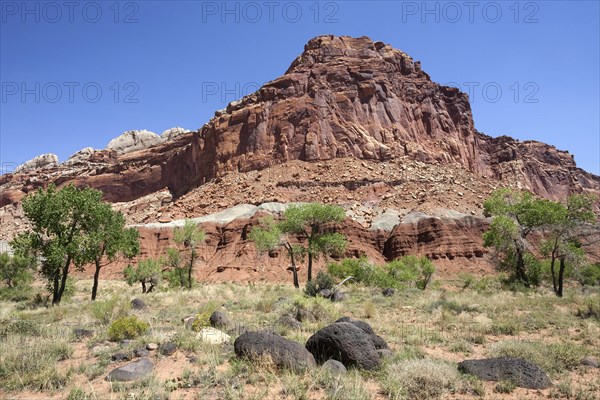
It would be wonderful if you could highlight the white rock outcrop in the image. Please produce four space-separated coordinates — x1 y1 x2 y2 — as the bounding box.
106 130 162 154
14 153 59 173
160 127 190 141
63 147 95 166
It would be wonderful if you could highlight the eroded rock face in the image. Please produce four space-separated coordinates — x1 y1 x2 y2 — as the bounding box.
14 154 58 173
63 147 95 166
161 127 190 141
106 130 162 154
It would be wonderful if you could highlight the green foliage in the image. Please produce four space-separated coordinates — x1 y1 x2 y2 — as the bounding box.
190 302 219 332
173 220 205 289
11 183 139 305
304 270 335 296
327 255 435 289
89 294 131 324
107 316 149 341
575 263 600 287
124 258 162 293
490 340 584 374
163 248 188 288
577 296 600 320
0 252 34 301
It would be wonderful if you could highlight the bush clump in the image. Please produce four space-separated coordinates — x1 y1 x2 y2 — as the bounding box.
490 340 584 374
107 316 149 341
382 359 459 400
304 271 335 296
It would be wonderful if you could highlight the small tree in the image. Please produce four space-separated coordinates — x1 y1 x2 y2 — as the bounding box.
483 189 559 285
124 258 161 293
11 184 107 305
173 220 206 289
249 204 347 288
0 252 34 289
278 203 346 282
77 204 140 300
541 194 597 297
163 247 187 288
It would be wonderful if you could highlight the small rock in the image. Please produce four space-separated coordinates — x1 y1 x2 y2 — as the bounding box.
197 327 231 345
331 291 347 302
276 314 302 330
134 347 149 358
73 328 94 339
317 289 332 298
120 339 133 346
146 343 158 351
381 288 395 297
111 351 133 362
106 358 154 382
322 359 347 374
296 309 316 322
209 311 231 329
581 356 598 368
131 298 148 310
158 342 177 356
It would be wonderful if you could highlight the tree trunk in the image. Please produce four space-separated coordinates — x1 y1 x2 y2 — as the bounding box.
515 246 529 286
141 281 147 293
54 256 71 305
286 243 299 289
52 266 60 305
147 283 155 293
557 256 566 297
188 250 195 289
91 259 101 301
550 254 558 294
307 253 313 282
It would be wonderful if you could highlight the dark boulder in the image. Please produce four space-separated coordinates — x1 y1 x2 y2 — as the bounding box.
322 359 347 374
382 288 395 297
458 357 552 389
305 322 381 370
105 358 153 382
209 311 231 329
111 351 133 362
234 330 316 371
130 298 147 310
335 317 389 350
276 314 302 330
330 291 347 302
73 328 94 339
317 289 333 298
158 342 177 356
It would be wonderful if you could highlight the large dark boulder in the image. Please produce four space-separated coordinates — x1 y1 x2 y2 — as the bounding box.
305 322 381 370
335 317 389 350
105 358 153 382
276 314 302 330
458 357 552 389
130 298 147 310
234 330 316 371
158 342 177 356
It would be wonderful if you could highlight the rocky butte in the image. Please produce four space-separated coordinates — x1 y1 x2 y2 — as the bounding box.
1 35 598 281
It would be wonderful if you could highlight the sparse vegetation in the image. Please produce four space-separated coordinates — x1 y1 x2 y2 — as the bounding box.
107 315 149 341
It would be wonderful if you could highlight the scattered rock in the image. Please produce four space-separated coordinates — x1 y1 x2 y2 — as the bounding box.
146 343 158 351
187 355 199 364
183 316 195 330
305 322 381 370
134 347 150 358
111 351 133 362
131 298 148 310
458 357 552 389
209 311 230 329
322 359 347 374
580 356 598 368
331 291 347 302
234 330 316 371
63 147 95 166
105 358 154 382
276 314 302 330
73 328 94 339
381 288 395 297
197 327 231 344
158 342 177 356
317 289 332 298
296 309 317 322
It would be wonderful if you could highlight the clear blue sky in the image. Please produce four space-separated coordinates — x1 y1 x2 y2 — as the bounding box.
1 0 599 175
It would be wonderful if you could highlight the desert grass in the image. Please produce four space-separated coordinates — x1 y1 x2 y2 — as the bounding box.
0 278 598 399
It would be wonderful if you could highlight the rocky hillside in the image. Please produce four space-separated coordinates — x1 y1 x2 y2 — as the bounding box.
1 35 598 282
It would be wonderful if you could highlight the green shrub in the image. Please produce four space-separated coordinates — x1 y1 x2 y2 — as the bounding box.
304 271 335 296
0 319 41 337
458 272 475 290
382 359 459 400
490 340 584 374
107 316 149 341
89 295 130 324
577 296 600 320
494 379 516 394
191 302 219 332
576 263 600 286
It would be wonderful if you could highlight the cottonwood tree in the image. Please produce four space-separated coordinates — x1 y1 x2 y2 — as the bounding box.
173 220 206 289
249 203 347 288
12 184 109 305
483 189 560 285
540 194 597 297
0 252 34 289
77 203 140 300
